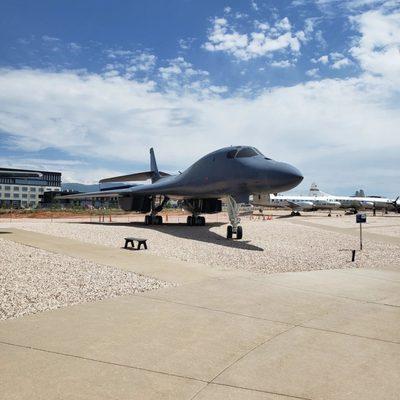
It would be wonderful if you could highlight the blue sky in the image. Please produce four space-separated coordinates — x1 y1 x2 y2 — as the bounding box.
0 0 399 196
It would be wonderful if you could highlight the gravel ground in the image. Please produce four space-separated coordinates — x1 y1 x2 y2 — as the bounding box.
0 238 171 320
2 215 399 274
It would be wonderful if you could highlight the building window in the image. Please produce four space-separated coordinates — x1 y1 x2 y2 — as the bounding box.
4 193 10 198
22 187 28 192
14 194 20 198
13 186 20 191
39 188 44 193
30 187 36 192
30 194 36 199
5 186 10 190
22 194 27 199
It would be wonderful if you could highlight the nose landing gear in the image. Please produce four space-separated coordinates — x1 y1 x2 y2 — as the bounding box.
226 195 243 239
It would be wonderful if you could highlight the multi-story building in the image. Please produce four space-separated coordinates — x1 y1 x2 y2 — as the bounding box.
0 167 61 208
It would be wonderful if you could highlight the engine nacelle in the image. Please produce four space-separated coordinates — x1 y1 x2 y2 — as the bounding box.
118 195 151 212
183 198 222 214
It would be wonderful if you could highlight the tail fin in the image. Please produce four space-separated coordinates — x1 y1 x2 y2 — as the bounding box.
150 148 161 182
309 182 330 197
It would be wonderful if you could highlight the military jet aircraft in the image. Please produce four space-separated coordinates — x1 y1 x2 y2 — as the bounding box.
61 146 303 239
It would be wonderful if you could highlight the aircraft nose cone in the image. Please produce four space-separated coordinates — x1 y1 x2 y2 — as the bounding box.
281 163 303 188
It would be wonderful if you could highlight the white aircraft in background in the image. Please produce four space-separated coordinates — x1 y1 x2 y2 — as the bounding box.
252 183 399 216
252 186 341 216
308 184 399 214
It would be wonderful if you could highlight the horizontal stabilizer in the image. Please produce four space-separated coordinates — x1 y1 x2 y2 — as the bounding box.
99 171 170 183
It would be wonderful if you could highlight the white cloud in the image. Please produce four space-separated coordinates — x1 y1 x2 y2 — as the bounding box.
311 53 352 69
203 16 305 61
311 55 329 64
178 38 195 50
270 60 294 68
0 67 399 194
331 57 352 69
251 1 259 11
159 57 208 81
350 10 400 82
306 68 320 77
104 49 157 79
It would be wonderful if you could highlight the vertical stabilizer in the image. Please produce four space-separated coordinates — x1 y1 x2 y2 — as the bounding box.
309 182 330 197
150 148 161 182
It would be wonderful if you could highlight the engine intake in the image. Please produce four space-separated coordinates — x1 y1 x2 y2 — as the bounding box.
119 195 151 212
183 198 222 214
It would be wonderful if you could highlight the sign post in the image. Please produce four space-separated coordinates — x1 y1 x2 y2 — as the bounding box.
356 213 367 250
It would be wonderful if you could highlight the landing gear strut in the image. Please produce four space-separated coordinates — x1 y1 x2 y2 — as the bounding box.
144 196 169 225
226 195 243 239
187 215 206 226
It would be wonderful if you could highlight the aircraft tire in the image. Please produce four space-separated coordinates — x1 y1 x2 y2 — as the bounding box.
227 225 233 239
187 216 192 225
236 225 243 240
199 216 205 226
156 215 163 225
145 215 150 225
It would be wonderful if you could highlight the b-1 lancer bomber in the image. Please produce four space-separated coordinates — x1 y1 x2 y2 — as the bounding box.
61 146 303 239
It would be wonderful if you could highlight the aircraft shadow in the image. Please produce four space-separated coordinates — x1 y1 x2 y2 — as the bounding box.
75 221 264 252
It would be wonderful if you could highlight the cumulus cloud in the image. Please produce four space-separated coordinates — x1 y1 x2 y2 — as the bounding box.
311 52 353 69
306 68 320 77
312 55 329 64
350 9 400 82
203 16 307 61
104 49 157 79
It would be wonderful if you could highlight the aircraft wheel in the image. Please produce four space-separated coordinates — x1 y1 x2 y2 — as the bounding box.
291 211 296 216
195 216 205 226
145 215 150 225
227 225 233 239
156 215 163 225
236 225 243 240
187 216 192 226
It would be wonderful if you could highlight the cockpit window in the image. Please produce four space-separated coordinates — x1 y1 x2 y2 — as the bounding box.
226 149 238 159
236 147 259 158
226 147 269 159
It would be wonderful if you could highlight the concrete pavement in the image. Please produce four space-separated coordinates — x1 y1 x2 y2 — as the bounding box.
1 228 400 399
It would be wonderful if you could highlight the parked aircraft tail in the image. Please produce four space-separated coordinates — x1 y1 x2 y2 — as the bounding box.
309 182 330 197
99 148 169 184
150 147 161 182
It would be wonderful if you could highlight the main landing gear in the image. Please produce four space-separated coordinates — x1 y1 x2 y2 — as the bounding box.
187 215 205 226
144 196 169 225
291 211 301 216
226 195 243 239
145 214 163 225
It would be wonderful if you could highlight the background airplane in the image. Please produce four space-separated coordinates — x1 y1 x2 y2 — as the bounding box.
251 192 341 216
252 183 399 215
61 146 303 239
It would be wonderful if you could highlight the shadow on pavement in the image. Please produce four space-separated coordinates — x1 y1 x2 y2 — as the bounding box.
74 221 264 252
